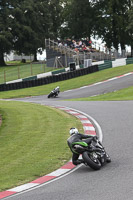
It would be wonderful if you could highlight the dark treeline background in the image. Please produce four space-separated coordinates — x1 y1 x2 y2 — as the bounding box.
0 0 133 66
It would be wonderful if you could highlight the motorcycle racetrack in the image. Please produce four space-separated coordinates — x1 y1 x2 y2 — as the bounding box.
2 73 133 200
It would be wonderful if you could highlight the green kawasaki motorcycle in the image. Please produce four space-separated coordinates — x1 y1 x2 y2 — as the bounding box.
71 138 111 170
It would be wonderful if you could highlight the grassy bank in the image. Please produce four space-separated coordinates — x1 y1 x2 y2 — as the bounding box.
0 64 133 99
0 101 83 191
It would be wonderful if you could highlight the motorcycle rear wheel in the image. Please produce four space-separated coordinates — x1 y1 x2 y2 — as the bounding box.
82 151 101 170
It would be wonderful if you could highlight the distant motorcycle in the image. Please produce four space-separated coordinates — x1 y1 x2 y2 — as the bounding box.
47 86 60 98
72 137 111 170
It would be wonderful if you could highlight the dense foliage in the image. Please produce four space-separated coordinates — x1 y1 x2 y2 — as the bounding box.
0 0 133 66
61 0 133 52
0 0 63 65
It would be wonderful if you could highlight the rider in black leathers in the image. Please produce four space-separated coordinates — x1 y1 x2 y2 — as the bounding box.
67 128 94 165
67 128 111 165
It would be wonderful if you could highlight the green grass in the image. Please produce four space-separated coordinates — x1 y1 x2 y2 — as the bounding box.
0 61 61 84
0 64 133 99
0 100 83 191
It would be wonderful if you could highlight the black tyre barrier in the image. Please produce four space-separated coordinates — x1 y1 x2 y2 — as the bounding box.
32 79 38 87
77 69 82 76
0 65 98 92
22 81 27 89
58 74 62 81
62 73 67 80
44 77 48 84
15 82 20 89
24 81 29 88
31 79 36 87
71 70 75 78
11 83 16 90
37 79 42 86
5 84 9 91
48 76 53 83
18 82 23 89
46 76 50 84
73 70 77 77
41 77 46 85
52 75 57 82
25 80 30 88
28 80 33 87
88 66 92 73
44 77 49 84
67 71 72 79
2 84 6 91
44 76 50 84
8 83 13 90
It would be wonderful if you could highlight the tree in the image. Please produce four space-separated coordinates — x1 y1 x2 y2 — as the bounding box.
0 0 60 65
48 0 64 39
127 1 133 56
0 0 14 66
94 0 132 51
60 0 95 39
12 0 50 61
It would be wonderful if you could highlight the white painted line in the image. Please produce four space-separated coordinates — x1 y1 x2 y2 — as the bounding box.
83 126 95 131
8 183 39 193
80 86 88 89
93 82 102 85
47 168 70 177
57 107 69 110
81 120 91 123
108 77 117 81
67 111 79 114
64 90 73 92
123 72 133 76
76 115 88 118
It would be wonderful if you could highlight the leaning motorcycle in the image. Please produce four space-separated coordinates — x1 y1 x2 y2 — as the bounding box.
72 137 111 170
47 89 60 98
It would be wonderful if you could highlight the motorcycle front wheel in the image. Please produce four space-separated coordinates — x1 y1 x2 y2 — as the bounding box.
48 93 52 98
82 151 101 170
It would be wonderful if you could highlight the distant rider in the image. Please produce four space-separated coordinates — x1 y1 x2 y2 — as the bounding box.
67 128 111 165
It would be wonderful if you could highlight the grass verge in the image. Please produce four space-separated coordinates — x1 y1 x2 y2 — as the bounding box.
0 64 133 99
0 101 83 191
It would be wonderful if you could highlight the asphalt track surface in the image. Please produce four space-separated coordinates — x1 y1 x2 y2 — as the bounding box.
5 73 133 200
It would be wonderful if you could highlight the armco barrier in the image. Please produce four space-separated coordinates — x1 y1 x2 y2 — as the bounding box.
0 65 98 92
98 61 112 71
52 69 66 75
126 57 133 65
112 58 126 68
22 76 37 82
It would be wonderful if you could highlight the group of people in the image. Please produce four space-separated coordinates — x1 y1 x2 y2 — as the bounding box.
57 38 97 53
